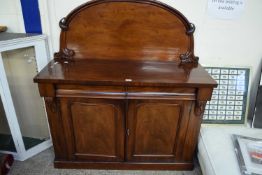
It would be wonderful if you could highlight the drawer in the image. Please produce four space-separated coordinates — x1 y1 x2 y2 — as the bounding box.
56 85 196 100
56 85 126 99
127 87 196 100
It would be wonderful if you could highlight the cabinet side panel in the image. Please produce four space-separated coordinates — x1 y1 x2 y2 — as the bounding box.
174 101 193 161
44 97 67 160
182 102 205 161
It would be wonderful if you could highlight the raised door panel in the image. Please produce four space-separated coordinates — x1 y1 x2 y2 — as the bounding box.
127 99 192 162
60 98 125 162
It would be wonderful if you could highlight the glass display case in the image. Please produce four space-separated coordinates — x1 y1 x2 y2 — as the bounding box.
0 33 51 160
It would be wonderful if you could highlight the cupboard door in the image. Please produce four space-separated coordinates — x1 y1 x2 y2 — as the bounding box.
127 99 192 162
60 98 125 162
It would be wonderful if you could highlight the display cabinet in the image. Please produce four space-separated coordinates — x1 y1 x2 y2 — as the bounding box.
0 33 51 161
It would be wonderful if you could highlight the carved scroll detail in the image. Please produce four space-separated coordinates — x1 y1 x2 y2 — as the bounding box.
195 100 206 116
45 97 57 113
186 23 195 35
180 51 199 64
54 48 75 60
59 17 68 31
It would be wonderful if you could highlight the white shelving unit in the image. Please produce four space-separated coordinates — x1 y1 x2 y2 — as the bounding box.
0 33 52 161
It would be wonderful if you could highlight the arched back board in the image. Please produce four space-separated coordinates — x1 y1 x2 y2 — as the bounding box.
55 0 198 64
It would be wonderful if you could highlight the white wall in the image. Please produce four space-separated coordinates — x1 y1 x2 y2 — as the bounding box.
0 0 25 33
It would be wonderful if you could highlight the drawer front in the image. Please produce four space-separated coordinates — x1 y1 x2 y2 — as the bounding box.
56 85 196 100
127 87 196 100
56 85 126 99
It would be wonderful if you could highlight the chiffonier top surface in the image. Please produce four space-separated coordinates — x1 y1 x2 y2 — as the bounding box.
34 59 217 88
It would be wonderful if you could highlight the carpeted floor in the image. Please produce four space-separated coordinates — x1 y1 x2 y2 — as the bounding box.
8 148 202 175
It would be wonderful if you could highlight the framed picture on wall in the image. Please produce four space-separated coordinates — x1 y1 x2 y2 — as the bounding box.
203 67 250 124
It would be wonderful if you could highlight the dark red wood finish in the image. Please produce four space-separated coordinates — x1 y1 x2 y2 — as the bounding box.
127 99 193 162
35 59 215 87
34 0 217 170
60 98 125 161
56 0 197 63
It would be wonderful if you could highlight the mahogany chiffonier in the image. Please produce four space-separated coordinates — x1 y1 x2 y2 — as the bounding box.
34 0 217 170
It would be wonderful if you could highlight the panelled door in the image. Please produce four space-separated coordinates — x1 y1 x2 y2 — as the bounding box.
126 99 193 162
60 97 125 162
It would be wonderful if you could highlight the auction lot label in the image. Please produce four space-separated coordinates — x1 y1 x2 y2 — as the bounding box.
208 0 245 19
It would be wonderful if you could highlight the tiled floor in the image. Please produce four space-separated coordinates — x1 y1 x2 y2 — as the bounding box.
8 148 202 175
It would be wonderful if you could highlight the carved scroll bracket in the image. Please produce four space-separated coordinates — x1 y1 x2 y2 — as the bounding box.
180 51 199 65
194 100 206 116
186 23 195 35
59 17 69 31
179 22 198 65
54 48 75 61
45 97 57 113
